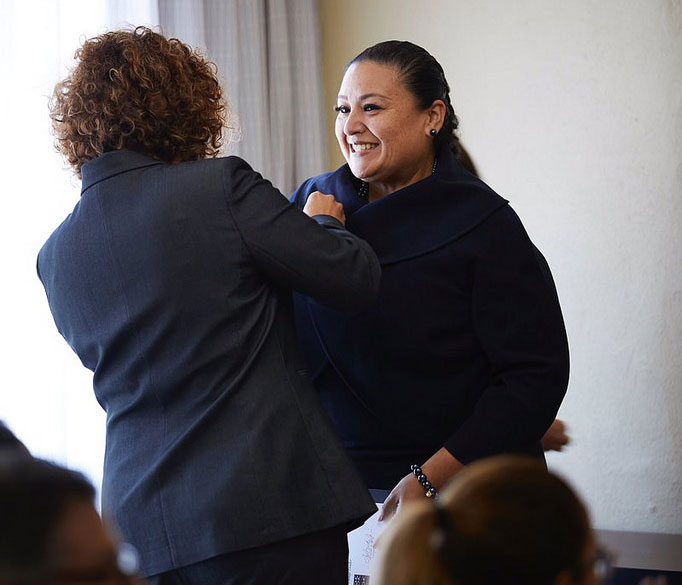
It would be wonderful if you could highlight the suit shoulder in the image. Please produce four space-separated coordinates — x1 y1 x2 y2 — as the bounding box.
176 157 280 201
172 155 257 178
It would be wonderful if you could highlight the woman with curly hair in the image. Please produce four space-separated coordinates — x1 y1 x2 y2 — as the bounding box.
38 27 380 585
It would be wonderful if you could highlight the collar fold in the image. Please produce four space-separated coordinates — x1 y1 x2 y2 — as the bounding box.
80 150 165 195
311 146 508 265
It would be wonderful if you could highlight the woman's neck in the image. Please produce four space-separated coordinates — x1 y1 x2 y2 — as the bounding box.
367 154 436 202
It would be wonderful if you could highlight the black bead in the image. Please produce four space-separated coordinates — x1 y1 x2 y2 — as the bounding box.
418 474 427 483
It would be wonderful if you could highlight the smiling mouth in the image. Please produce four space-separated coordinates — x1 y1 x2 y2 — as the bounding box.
350 142 379 153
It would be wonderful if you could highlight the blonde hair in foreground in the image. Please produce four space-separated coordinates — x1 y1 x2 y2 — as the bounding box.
372 455 593 585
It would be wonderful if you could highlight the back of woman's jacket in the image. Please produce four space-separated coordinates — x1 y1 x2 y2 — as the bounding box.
37 150 380 576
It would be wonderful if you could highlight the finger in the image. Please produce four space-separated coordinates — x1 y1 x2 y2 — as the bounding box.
378 496 397 522
379 505 396 523
395 498 403 518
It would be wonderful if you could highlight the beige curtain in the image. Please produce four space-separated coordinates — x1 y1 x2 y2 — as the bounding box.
157 0 328 195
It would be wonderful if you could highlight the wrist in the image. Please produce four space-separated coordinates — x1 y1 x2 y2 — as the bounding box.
410 464 439 499
421 448 465 491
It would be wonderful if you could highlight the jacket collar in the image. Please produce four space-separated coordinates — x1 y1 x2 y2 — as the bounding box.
81 150 165 195
313 146 508 265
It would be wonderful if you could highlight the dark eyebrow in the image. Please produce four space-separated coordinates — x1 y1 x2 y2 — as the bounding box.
337 93 389 101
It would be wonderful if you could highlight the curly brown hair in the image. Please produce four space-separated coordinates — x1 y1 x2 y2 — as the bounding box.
50 26 227 177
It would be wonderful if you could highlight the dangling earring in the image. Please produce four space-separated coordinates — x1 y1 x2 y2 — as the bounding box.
430 129 438 137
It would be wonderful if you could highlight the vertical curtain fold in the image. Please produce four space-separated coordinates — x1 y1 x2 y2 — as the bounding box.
157 0 328 194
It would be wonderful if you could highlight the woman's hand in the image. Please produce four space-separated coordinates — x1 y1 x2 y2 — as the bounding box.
303 191 346 225
378 472 425 522
378 447 464 523
542 419 570 452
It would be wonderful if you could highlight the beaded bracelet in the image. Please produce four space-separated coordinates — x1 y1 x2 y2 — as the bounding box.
410 464 439 499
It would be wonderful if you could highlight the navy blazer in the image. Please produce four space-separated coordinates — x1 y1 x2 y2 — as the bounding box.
37 151 379 575
291 146 570 488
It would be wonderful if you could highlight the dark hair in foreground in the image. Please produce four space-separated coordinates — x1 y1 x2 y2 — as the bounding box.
349 40 460 156
0 421 30 457
0 455 95 581
372 456 591 585
50 26 227 177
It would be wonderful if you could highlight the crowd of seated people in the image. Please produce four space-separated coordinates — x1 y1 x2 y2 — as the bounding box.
2 421 675 585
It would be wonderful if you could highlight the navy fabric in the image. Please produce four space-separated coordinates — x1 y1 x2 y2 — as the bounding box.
291 146 569 489
37 151 379 576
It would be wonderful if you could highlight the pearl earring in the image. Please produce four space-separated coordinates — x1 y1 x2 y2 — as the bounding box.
430 129 438 137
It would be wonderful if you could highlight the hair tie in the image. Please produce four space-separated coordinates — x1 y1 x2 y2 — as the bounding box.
431 505 461 581
430 505 452 550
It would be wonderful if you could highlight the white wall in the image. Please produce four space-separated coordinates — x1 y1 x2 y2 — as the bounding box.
0 0 160 498
320 0 682 534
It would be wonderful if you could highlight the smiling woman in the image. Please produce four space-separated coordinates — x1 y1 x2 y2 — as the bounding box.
334 61 444 197
291 39 570 520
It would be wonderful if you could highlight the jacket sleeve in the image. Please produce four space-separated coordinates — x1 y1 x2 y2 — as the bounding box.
444 205 570 463
222 157 381 311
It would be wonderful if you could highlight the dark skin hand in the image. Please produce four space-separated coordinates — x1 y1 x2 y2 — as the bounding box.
303 191 346 225
542 419 570 452
380 419 571 522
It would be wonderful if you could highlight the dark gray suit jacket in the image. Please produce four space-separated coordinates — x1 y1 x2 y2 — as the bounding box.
37 151 379 576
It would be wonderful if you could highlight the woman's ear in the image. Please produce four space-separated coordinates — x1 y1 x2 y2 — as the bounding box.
425 99 447 135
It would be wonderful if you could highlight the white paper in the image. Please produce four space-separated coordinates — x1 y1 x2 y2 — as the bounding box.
347 504 387 585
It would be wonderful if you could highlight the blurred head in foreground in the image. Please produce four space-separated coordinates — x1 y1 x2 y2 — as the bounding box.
0 455 142 584
372 456 602 585
0 421 30 457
